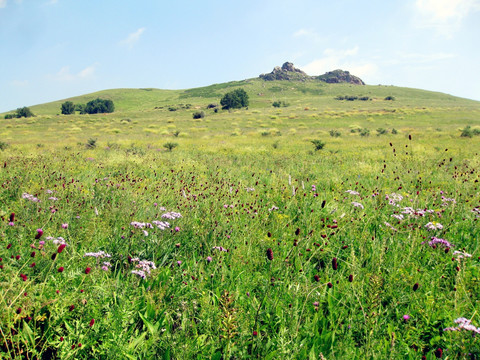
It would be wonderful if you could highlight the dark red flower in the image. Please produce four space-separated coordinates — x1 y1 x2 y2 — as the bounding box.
35 229 43 239
58 266 64 273
85 267 91 274
9 213 15 222
327 282 333 288
314 275 320 282
51 253 57 260
266 248 273 261
30 262 36 268
349 274 353 282
295 228 300 236
16 307 22 314
434 348 442 358
69 305 75 311
6 243 12 249
60 336 64 342
16 255 21 260
253 331 258 336
31 251 35 257
413 283 419 291
89 318 95 327
57 244 66 253
332 257 338 270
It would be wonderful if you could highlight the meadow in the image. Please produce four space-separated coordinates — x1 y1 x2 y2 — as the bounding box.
1 78 480 359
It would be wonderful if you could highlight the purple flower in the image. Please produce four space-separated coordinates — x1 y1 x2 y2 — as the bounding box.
429 237 454 248
176 260 182 266
403 315 410 321
206 256 212 263
175 226 180 232
61 223 68 229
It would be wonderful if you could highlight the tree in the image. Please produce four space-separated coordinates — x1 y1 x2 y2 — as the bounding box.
84 98 115 114
61 101 75 115
220 89 249 110
15 107 34 118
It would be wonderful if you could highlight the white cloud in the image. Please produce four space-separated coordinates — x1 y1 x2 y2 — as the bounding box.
301 46 377 80
120 27 146 49
0 0 7 8
51 64 97 82
414 0 480 37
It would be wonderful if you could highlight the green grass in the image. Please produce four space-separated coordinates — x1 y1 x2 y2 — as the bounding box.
0 78 480 359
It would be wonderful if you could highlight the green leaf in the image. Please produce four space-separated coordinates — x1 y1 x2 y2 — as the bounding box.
22 321 35 348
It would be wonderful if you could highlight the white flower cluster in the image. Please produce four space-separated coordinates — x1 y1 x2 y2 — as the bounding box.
444 317 480 334
131 258 156 279
425 222 443 231
84 250 112 258
345 190 360 195
161 212 182 219
46 236 68 245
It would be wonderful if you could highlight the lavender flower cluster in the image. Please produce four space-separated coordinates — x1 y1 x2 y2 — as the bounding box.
444 317 480 334
22 193 41 202
84 251 112 258
131 258 156 279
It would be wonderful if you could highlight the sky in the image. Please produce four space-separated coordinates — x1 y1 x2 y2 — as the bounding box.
1 0 479 112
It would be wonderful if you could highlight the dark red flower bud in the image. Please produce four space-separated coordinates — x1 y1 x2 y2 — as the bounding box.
31 251 35 257
253 331 258 336
327 282 333 288
413 283 419 291
9 213 15 222
434 348 442 358
7 243 12 249
60 336 64 341
267 232 272 237
349 274 353 282
58 266 64 273
266 248 273 261
69 305 75 311
16 307 22 314
15 255 21 260
85 267 91 274
35 229 43 239
295 228 300 236
30 262 35 268
314 275 320 282
57 244 66 253
89 318 95 327
332 257 338 270
51 253 57 260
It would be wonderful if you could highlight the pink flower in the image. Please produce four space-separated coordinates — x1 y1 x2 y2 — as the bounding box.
403 315 410 321
89 318 95 327
85 267 91 274
175 226 180 232
57 244 66 253
35 229 43 239
61 223 68 229
58 266 64 273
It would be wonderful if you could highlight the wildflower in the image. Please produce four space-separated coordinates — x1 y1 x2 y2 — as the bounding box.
161 211 182 219
351 201 364 209
314 275 320 282
345 190 360 195
429 237 453 248
152 220 170 230
266 248 274 261
253 331 258 336
85 267 91 274
8 222 14 226
57 244 66 253
89 319 95 327
6 243 12 249
176 260 182 266
22 193 40 202
268 205 279 211
131 270 146 279
9 213 15 222
453 250 472 259
69 305 75 311
16 308 22 314
403 315 410 321
332 258 338 270
35 229 43 239
102 262 111 271
206 256 212 263
391 214 404 221
61 223 68 229
313 301 319 307
175 226 180 232
348 274 353 282
434 348 442 358
327 282 333 288
84 251 111 258
413 283 419 291
212 246 228 252
425 222 443 231
58 266 64 272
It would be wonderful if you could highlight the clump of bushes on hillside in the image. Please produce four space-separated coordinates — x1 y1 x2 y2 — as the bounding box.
61 99 114 115
335 95 370 101
4 107 35 119
311 139 326 151
220 89 249 110
460 125 480 138
192 111 205 119
272 101 289 108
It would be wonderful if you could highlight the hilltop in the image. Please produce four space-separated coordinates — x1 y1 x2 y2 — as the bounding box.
259 62 365 85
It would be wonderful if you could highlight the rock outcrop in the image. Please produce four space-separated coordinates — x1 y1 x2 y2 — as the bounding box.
259 62 309 81
316 69 365 85
259 63 365 85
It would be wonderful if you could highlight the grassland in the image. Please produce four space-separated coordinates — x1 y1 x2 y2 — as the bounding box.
0 78 480 359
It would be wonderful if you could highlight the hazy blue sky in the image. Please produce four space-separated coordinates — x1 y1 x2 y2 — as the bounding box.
1 0 479 112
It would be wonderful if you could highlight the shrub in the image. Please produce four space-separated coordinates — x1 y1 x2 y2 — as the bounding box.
473 128 480 135
206 103 218 109
460 126 473 138
61 101 75 115
358 96 370 101
360 128 370 137
384 96 395 101
172 131 181 137
85 99 114 114
75 104 86 114
192 111 205 119
311 139 326 151
86 138 97 149
220 89 249 110
376 128 388 136
272 101 289 108
168 106 177 112
15 107 34 118
4 114 14 119
0 141 9 151
163 142 178 152
329 130 341 137
391 128 398 134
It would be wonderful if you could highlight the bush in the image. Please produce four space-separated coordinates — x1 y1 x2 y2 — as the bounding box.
206 103 218 109
384 96 395 101
192 111 205 119
163 142 178 152
75 104 87 114
86 138 97 149
329 130 341 137
61 101 75 115
311 139 326 151
272 101 289 108
376 128 388 136
360 129 370 137
0 141 9 151
391 128 398 134
4 114 14 119
15 107 34 118
460 126 473 138
84 99 114 114
220 89 249 110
